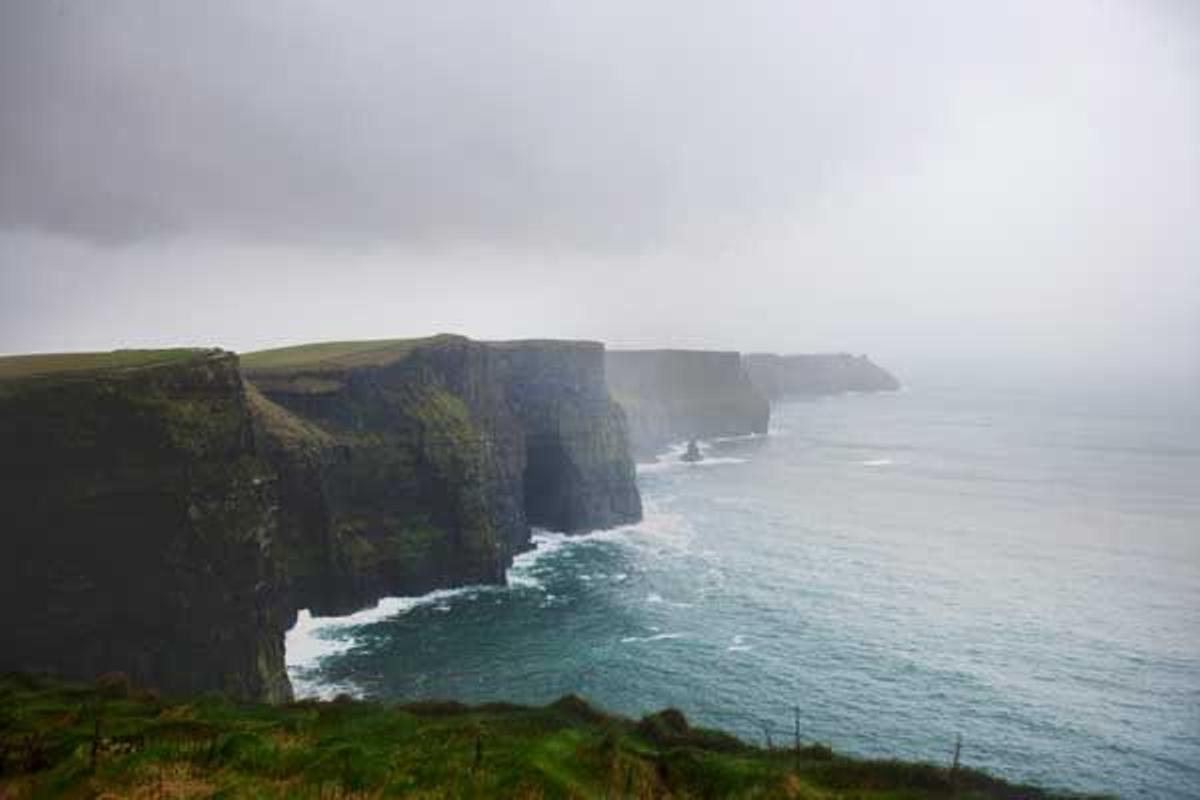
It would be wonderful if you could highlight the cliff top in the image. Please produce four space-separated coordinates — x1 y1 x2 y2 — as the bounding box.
243 335 606 374
486 337 604 351
608 348 742 358
240 336 457 373
745 352 864 361
0 348 222 383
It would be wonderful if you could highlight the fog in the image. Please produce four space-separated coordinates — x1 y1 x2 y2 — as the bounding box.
2 1 1197 384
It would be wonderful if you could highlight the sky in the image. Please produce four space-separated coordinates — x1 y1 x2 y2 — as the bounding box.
1 0 1198 383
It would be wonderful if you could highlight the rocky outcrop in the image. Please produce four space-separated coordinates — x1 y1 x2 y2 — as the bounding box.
0 350 292 703
743 353 900 399
246 335 642 619
0 336 641 703
604 350 769 459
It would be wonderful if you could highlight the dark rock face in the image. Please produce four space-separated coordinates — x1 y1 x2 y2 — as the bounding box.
743 353 900 399
491 341 642 533
248 336 642 620
0 351 292 703
604 350 769 460
0 336 641 703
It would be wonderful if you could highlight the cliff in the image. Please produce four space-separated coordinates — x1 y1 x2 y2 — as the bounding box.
0 350 292 703
244 335 642 618
0 337 641 703
744 353 900 399
605 349 769 459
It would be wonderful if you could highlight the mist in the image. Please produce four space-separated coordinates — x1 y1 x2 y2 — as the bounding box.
2 0 1197 384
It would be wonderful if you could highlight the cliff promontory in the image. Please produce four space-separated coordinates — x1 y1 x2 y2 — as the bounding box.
0 337 641 702
605 349 769 459
744 353 900 399
244 335 642 618
0 350 292 703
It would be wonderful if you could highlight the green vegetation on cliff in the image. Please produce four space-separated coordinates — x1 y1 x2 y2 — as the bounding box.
0 349 214 384
0 675 1101 799
241 337 447 372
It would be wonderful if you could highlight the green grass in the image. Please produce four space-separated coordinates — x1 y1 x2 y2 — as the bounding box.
0 675 1107 799
240 337 460 373
0 349 213 381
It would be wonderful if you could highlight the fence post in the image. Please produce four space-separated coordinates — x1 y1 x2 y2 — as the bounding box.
793 706 801 772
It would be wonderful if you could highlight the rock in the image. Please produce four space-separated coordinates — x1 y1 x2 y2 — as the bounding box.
246 335 643 618
681 440 703 462
0 349 292 703
743 353 900 399
0 335 643 702
604 350 769 460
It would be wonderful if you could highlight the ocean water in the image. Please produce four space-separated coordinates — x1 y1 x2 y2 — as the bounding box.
287 382 1200 798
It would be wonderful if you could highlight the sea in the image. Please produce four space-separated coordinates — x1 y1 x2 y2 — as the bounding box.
286 377 1200 799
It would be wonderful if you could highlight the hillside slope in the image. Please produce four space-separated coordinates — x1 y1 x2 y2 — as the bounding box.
0 675 1106 799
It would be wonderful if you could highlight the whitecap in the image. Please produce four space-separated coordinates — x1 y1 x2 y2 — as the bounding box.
861 458 893 466
620 632 685 644
285 584 483 697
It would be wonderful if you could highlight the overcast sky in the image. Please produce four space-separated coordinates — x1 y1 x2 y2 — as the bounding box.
1 0 1197 382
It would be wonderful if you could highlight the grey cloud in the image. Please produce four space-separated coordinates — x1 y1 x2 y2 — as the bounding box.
0 1 1197 383
0 0 1126 248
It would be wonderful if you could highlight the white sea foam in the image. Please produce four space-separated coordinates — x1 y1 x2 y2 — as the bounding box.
861 458 894 466
637 437 752 473
708 431 767 444
727 634 753 652
287 496 688 697
638 451 748 473
285 585 485 697
620 632 685 644
287 588 474 651
645 591 695 609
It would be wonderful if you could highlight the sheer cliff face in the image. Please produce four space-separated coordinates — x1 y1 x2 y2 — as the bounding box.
0 337 641 703
0 351 292 703
604 350 770 460
490 341 642 533
743 353 900 399
244 335 642 617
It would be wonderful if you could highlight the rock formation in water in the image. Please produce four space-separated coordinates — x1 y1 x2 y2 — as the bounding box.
0 350 292 703
681 439 703 463
0 336 641 702
743 353 900 399
604 349 769 460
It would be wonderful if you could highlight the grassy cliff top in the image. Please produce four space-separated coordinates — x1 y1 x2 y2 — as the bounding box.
240 335 465 373
0 675 1102 799
485 338 604 351
243 335 605 375
0 348 219 382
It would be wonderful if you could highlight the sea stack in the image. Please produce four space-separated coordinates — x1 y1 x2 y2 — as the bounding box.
682 439 703 462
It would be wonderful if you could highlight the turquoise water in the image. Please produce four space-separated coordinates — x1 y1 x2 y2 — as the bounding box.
288 383 1200 798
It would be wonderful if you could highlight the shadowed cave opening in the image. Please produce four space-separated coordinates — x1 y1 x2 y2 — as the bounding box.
522 436 580 532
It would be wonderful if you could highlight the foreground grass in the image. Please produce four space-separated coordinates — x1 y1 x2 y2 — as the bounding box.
0 675 1106 799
